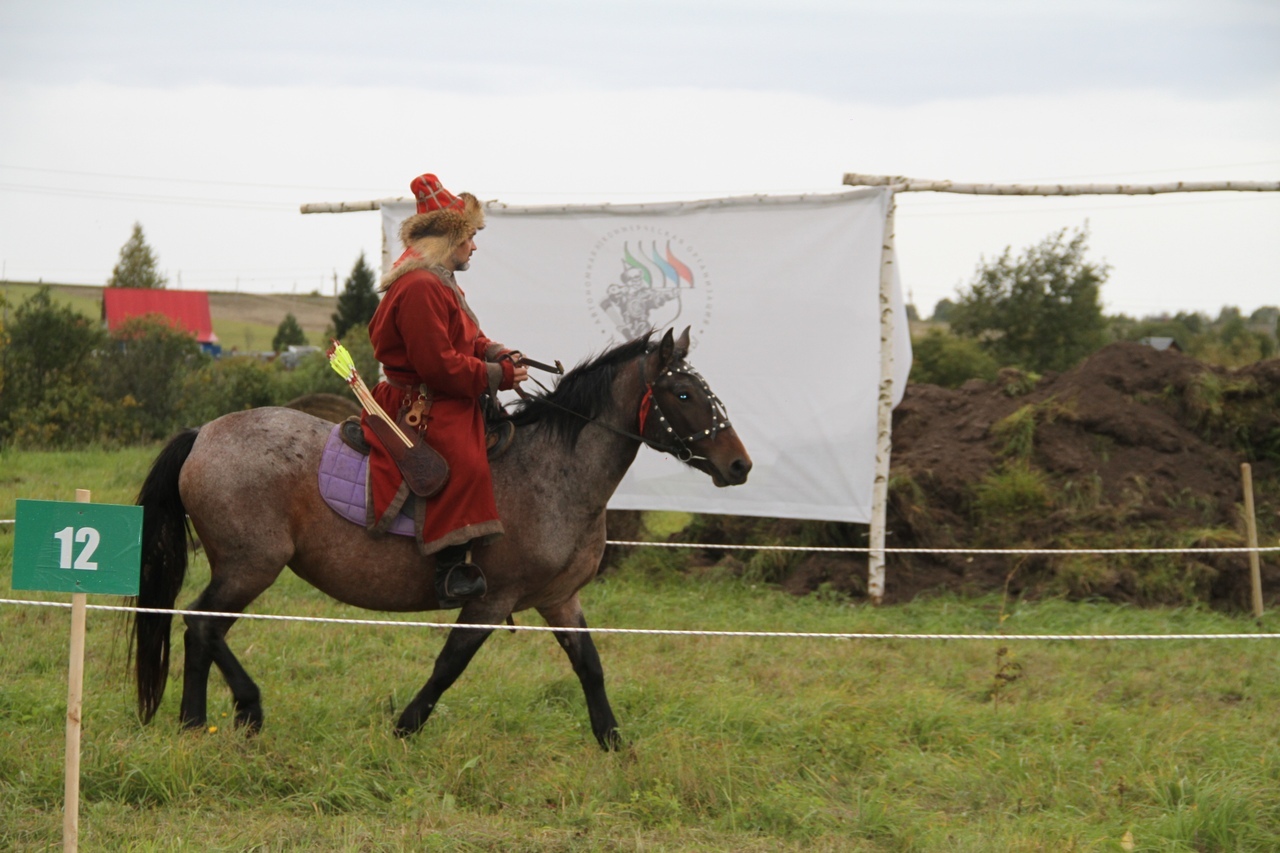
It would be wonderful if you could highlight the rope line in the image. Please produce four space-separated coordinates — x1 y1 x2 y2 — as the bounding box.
0 598 1274 641
603 540 1280 555
2 521 1276 556
1 518 1276 556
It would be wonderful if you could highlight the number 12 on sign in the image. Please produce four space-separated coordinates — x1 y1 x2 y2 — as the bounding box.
53 527 101 571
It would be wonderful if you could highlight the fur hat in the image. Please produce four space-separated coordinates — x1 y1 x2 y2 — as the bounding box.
382 173 486 290
399 173 484 248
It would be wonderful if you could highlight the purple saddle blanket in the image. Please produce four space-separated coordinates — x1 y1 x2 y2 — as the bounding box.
318 424 416 537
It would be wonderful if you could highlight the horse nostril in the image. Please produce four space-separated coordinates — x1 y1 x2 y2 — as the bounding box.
730 458 752 481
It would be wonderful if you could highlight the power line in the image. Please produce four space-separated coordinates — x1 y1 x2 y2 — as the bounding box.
0 163 387 194
0 182 295 211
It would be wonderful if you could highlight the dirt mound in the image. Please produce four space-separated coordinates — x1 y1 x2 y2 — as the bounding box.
880 342 1279 607
631 343 1280 610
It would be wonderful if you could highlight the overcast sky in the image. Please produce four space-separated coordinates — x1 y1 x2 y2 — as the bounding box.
1 0 1277 318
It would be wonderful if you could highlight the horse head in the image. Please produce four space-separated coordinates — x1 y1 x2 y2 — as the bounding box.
641 327 752 487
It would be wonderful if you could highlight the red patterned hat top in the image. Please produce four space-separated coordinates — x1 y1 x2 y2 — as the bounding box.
410 173 465 215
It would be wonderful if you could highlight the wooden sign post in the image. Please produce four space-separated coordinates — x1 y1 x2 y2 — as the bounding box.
12 493 142 852
1242 464 1264 619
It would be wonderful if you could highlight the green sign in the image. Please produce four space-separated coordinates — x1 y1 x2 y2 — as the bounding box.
12 500 143 595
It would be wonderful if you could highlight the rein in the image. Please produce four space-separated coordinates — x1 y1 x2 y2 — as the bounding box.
514 362 732 463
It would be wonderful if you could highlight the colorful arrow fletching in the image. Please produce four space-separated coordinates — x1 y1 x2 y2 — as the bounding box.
327 340 358 382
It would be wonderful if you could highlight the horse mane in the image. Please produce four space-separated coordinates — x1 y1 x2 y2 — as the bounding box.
506 332 656 446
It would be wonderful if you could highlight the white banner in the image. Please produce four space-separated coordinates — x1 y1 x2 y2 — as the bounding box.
381 189 911 522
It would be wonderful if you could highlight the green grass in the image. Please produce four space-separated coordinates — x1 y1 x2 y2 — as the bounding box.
4 449 1280 851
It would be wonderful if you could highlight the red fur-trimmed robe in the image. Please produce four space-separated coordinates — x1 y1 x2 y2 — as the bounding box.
362 261 515 555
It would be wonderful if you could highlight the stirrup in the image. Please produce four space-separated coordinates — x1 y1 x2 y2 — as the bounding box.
486 420 515 460
435 549 487 606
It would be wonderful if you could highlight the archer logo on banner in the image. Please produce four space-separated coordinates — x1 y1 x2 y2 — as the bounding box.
584 225 712 345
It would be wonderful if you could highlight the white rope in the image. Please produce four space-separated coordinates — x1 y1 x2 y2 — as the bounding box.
0 598 1274 641
603 540 1280 555
1 518 1275 556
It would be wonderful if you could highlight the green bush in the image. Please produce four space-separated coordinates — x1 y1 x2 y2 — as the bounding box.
97 316 209 439
179 356 279 426
909 329 999 388
0 288 107 446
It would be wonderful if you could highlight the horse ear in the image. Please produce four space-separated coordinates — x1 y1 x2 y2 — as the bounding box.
674 326 691 360
647 327 677 380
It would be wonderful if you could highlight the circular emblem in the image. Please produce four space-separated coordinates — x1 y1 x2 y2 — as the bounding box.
584 225 713 349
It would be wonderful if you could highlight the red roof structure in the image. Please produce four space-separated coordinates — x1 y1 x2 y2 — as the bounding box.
101 288 219 345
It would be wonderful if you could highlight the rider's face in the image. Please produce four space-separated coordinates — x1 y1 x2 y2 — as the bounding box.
451 236 476 271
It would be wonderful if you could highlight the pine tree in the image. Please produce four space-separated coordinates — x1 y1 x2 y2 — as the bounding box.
107 222 168 289
332 252 379 340
272 313 309 353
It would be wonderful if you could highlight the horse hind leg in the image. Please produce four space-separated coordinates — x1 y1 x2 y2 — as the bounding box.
180 574 275 733
538 596 622 751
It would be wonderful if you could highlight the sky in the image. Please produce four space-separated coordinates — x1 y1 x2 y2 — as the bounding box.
1 0 1277 319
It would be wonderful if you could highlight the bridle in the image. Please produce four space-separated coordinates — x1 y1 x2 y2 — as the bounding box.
515 359 733 464
637 364 733 463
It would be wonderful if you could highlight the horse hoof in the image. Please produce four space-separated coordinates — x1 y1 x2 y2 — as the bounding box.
598 728 623 752
234 704 264 733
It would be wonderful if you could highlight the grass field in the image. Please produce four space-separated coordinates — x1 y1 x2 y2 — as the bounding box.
3 447 1280 851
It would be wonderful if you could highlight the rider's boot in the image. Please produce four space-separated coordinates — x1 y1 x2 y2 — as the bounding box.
434 542 487 605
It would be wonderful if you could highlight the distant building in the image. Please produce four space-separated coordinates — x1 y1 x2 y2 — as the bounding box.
1139 336 1182 353
102 289 222 356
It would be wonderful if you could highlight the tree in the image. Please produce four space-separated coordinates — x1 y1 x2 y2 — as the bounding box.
931 298 956 323
948 225 1108 373
272 313 308 353
107 222 168 289
332 252 379 340
0 288 106 445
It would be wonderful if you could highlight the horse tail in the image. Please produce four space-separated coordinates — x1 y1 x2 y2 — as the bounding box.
130 428 199 724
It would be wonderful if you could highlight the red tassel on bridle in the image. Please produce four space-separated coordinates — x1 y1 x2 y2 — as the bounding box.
637 385 654 436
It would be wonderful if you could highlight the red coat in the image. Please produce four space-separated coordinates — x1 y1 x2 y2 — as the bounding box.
362 263 515 554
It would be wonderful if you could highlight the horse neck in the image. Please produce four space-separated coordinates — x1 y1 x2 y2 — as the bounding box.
517 357 648 514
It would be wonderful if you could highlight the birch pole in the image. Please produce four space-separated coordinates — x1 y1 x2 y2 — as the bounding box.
842 175 1280 195
868 190 899 605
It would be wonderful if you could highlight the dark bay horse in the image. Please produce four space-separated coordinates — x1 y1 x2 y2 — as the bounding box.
131 328 751 749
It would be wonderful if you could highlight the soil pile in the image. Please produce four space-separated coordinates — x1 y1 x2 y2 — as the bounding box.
882 342 1279 606
621 343 1280 609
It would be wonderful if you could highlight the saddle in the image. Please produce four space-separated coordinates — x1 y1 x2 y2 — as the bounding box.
319 423 416 538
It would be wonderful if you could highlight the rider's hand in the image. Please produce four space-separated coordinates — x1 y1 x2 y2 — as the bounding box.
512 365 529 385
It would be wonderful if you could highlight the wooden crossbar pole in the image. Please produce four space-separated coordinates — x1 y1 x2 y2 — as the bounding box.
843 174 1280 195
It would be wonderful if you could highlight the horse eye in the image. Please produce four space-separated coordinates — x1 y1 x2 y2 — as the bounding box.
678 393 689 401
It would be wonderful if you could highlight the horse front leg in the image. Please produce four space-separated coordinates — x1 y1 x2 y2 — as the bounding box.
395 605 498 737
539 595 622 751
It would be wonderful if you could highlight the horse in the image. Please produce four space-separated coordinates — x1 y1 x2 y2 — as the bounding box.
130 327 751 749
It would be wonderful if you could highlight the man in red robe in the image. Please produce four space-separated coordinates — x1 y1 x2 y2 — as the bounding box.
362 172 527 604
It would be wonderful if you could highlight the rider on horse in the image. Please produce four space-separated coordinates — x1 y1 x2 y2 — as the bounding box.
362 172 527 605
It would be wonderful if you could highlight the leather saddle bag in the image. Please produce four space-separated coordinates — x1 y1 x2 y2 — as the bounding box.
362 413 450 499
